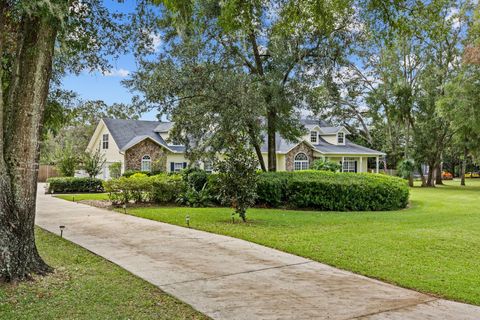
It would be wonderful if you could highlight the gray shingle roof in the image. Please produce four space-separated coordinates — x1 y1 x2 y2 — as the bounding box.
313 137 385 155
103 118 383 156
102 118 180 152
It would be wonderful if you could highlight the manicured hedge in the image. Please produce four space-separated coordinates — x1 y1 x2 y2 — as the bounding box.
256 171 409 211
47 177 104 193
103 173 185 204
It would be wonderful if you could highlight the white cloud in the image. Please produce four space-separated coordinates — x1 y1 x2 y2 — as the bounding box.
103 68 130 77
150 32 162 52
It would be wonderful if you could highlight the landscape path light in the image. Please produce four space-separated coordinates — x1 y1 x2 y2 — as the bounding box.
59 225 65 238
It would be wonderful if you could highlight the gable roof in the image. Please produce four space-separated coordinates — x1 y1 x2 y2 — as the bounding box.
102 118 184 153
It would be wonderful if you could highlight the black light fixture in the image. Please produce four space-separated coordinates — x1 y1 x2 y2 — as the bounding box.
59 225 65 238
186 215 190 227
123 203 127 214
231 212 235 224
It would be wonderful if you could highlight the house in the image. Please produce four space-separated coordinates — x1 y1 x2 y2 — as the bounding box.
86 118 385 179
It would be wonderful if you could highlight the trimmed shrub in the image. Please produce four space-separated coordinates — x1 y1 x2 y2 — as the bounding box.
103 173 185 205
47 177 104 193
151 174 185 203
256 171 409 211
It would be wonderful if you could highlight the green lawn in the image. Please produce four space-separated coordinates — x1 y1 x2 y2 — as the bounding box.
55 193 109 202
55 180 480 305
0 228 208 320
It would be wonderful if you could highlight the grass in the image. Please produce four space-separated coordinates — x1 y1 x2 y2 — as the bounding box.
55 193 109 202
55 180 480 306
0 228 208 320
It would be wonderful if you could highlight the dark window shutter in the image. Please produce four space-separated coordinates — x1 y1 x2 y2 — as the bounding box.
354 161 358 173
170 162 174 172
183 162 187 169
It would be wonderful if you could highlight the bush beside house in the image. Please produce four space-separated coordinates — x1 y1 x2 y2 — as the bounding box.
47 177 104 193
101 169 409 211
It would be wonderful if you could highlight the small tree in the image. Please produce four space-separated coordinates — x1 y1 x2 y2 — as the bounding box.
397 159 416 187
56 144 78 177
216 144 258 222
109 162 122 179
83 150 106 178
311 159 341 172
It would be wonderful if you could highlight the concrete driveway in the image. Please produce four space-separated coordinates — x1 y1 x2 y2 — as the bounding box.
35 186 480 320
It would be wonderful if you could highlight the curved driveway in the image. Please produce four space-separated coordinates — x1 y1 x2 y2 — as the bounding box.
36 186 480 320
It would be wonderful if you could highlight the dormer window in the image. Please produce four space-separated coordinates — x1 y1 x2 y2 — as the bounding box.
310 131 318 143
337 132 344 144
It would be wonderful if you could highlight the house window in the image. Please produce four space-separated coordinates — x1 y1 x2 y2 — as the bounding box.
310 131 318 143
141 155 151 172
204 161 213 173
171 162 185 173
102 134 109 149
294 153 309 171
337 132 344 144
342 157 356 173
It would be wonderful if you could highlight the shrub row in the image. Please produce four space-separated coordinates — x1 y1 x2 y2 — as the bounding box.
255 171 409 211
103 173 184 204
50 170 409 211
47 177 104 193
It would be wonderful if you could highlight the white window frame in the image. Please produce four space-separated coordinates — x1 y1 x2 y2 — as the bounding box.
141 155 152 172
294 153 309 171
310 131 318 143
342 157 356 173
102 134 109 149
204 160 213 173
337 132 345 144
173 162 184 172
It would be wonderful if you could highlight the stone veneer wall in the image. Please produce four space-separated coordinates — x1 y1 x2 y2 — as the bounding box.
124 139 168 171
285 142 314 171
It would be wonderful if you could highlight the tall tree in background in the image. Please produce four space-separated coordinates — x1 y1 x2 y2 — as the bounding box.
129 0 355 171
0 0 129 281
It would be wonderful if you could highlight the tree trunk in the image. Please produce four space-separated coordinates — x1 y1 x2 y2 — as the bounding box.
266 107 277 172
426 163 435 187
408 174 414 187
247 124 266 172
0 13 58 281
435 162 443 185
461 147 467 186
418 164 427 187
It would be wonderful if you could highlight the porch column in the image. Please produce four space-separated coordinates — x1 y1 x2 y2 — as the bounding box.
341 156 345 173
375 156 379 174
359 156 363 173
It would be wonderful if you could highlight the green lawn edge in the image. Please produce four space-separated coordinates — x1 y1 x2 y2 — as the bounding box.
55 179 480 306
0 228 209 320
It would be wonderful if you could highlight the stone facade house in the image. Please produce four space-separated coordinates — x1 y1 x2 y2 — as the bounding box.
86 118 385 179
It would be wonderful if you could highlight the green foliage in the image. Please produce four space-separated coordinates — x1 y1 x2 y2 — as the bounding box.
83 150 106 178
310 159 341 172
47 177 104 193
151 174 185 203
216 145 259 221
103 173 185 205
397 159 416 179
55 144 79 177
256 171 409 211
177 167 211 207
109 162 122 179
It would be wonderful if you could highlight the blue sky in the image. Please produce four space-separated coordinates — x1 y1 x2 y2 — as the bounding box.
61 0 158 120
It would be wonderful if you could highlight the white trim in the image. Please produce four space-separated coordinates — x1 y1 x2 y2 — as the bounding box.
294 152 309 171
141 155 152 172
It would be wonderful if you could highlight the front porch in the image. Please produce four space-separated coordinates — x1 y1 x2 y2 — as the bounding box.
320 155 381 173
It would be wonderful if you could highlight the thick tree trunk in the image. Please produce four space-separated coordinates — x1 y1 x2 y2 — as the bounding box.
408 175 414 187
0 14 57 281
435 162 443 185
266 108 277 172
426 163 435 187
418 164 427 187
